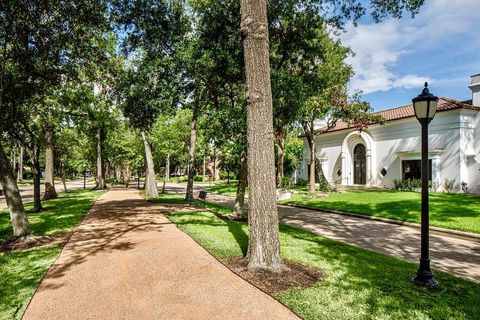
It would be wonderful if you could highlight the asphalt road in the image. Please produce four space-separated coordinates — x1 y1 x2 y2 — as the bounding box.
0 179 96 210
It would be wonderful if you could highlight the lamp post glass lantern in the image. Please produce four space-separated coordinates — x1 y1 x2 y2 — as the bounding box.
412 82 439 288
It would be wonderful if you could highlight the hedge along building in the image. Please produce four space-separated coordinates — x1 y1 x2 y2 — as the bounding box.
299 74 480 193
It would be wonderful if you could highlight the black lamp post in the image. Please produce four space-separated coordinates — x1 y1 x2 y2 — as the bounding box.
412 82 439 288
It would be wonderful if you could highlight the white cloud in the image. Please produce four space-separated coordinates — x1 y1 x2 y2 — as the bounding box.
340 0 480 94
392 74 432 89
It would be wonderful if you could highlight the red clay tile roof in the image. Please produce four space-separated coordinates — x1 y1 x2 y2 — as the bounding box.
307 97 480 135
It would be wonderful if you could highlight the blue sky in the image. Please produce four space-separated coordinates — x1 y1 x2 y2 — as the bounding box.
339 0 480 111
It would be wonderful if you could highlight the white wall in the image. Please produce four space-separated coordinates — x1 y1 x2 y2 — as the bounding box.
300 131 344 183
468 110 480 193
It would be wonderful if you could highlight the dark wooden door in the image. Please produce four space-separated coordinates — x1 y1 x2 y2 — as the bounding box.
354 144 366 185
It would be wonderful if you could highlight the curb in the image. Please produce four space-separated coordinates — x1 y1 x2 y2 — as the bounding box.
280 203 480 243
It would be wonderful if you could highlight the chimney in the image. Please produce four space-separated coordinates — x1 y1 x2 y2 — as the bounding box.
469 74 480 106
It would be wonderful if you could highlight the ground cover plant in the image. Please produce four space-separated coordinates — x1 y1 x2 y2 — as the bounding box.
283 189 480 234
153 194 480 320
0 189 102 319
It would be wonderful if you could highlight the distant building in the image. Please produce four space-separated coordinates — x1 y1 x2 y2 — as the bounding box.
299 74 480 193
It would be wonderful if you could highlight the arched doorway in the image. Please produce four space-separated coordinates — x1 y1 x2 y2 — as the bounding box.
341 131 376 186
353 144 366 185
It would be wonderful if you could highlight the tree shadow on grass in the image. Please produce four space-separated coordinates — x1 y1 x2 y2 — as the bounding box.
0 246 61 319
0 191 101 242
152 194 249 256
168 210 249 256
280 224 480 319
212 212 248 256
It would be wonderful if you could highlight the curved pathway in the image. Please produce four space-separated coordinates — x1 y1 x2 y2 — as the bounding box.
23 188 298 320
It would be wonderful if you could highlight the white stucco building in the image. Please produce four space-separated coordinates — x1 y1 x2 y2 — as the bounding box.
300 74 480 193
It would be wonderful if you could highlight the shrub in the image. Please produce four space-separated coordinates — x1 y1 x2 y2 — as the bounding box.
219 172 236 180
296 178 308 186
318 178 334 192
194 175 206 182
393 178 423 191
177 176 188 183
393 179 401 190
108 178 124 185
280 177 291 189
461 181 469 194
430 181 440 192
443 178 457 193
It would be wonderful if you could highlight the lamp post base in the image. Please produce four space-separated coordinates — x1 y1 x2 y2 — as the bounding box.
412 261 438 288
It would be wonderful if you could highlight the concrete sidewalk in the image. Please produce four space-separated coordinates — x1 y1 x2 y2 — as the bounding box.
23 189 298 320
166 183 480 282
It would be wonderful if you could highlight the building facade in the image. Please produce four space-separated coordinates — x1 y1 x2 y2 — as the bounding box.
300 74 480 193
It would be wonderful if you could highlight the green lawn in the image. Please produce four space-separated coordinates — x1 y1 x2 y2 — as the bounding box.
283 190 480 234
156 194 480 320
205 183 242 197
0 246 62 319
0 189 102 319
0 189 103 240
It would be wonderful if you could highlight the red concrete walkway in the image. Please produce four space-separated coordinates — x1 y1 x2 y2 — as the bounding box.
23 189 298 320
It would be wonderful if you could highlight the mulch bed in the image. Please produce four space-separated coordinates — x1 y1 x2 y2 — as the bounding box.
222 257 323 295
0 234 69 253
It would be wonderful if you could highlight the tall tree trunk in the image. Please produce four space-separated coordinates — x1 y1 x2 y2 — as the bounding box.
315 156 326 182
276 128 286 187
308 139 316 193
301 122 317 194
0 143 31 237
234 149 248 216
43 129 58 200
30 144 42 212
141 131 158 198
213 148 217 181
115 166 121 181
185 105 199 201
17 145 23 182
241 0 282 271
124 167 130 188
202 155 206 182
12 148 16 174
165 154 170 182
96 128 105 189
61 166 68 192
